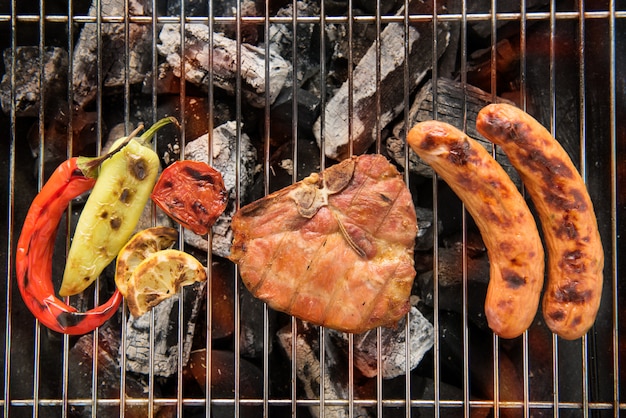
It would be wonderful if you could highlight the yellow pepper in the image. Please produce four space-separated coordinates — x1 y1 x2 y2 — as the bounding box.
59 117 176 297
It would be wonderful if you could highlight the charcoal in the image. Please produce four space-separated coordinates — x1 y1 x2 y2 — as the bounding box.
124 281 206 377
313 0 450 161
422 309 524 418
414 206 441 251
157 24 291 108
141 62 182 95
269 87 320 148
466 39 520 97
68 325 173 418
72 0 153 109
186 349 264 418
165 0 207 16
267 134 323 192
268 0 321 86
524 20 582 165
0 46 68 117
277 321 372 418
25 106 99 177
386 78 521 187
155 94 235 164
328 306 434 379
239 284 274 359
466 0 548 39
182 120 258 258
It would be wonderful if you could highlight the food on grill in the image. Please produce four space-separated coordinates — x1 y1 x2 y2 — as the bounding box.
477 103 604 340
60 118 175 297
229 154 418 334
151 160 228 235
182 121 258 259
114 226 178 296
407 120 545 339
123 248 207 318
14 158 122 335
387 78 521 188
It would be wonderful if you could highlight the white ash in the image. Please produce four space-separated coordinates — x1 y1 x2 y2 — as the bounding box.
72 0 153 108
182 121 257 258
0 47 68 117
124 281 206 378
313 7 450 160
157 24 291 108
329 306 434 379
277 322 371 418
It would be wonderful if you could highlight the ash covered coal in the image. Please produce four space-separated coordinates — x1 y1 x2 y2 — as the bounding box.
72 0 154 109
0 47 68 117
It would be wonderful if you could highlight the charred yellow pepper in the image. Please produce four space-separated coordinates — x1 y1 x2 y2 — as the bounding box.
59 117 176 297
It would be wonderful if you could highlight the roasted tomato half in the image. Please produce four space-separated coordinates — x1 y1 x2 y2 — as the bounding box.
152 160 228 235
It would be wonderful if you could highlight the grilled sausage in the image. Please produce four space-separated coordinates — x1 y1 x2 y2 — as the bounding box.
476 103 604 340
407 121 545 339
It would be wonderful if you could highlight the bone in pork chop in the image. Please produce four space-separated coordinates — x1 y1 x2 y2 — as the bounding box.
229 154 418 333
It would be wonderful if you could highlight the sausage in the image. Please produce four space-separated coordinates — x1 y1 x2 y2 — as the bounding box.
476 103 604 340
407 121 545 339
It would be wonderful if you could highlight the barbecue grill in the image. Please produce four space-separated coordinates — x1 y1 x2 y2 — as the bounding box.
1 0 624 417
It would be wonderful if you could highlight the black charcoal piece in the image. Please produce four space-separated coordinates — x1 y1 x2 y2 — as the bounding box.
182 121 258 258
268 0 321 86
124 281 206 377
0 46 68 117
239 284 274 359
387 78 521 186
414 206 442 251
313 0 450 161
157 24 291 108
72 0 153 108
68 325 172 418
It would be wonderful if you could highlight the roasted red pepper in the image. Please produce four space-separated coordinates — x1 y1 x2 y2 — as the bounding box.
151 160 228 235
15 158 122 335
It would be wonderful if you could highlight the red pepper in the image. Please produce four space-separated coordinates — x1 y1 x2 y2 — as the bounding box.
151 160 228 235
15 158 122 335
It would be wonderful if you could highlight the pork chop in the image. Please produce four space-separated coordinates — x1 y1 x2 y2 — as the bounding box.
229 154 418 333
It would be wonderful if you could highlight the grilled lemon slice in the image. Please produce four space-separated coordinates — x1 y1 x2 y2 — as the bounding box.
125 249 207 318
115 226 178 295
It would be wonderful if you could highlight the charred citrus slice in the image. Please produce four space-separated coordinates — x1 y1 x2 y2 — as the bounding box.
125 249 207 317
115 226 178 295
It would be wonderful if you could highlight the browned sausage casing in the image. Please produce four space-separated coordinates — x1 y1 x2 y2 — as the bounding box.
407 121 545 339
476 103 604 340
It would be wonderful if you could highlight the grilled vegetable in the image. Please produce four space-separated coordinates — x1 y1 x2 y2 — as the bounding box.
60 117 177 297
407 121 545 339
476 103 604 340
124 249 207 317
114 226 178 296
15 158 122 335
151 160 228 235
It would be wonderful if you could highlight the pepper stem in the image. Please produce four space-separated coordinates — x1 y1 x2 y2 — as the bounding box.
137 116 179 145
77 117 179 178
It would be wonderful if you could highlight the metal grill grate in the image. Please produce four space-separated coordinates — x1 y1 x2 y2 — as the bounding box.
1 1 624 417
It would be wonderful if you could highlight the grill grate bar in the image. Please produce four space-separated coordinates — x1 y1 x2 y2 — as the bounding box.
609 0 621 415
4 10 626 25
1 1 624 417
